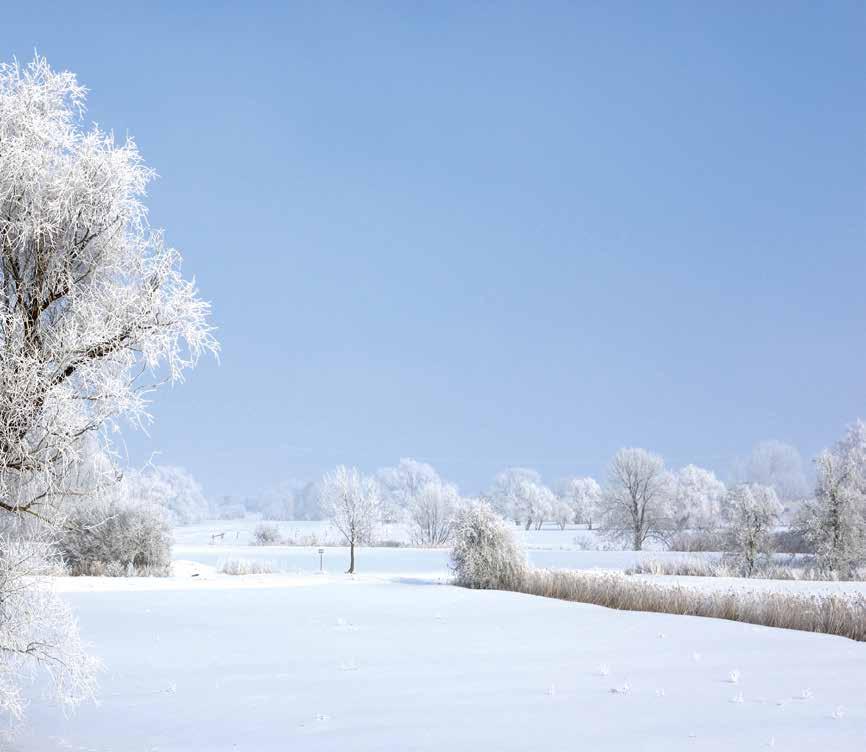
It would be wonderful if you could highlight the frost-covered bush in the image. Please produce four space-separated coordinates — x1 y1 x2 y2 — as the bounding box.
450 501 527 589
220 558 275 575
58 493 171 576
252 522 283 546
769 527 812 555
666 529 729 552
724 483 782 576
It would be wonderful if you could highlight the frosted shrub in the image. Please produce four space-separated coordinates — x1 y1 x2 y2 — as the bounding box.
252 522 283 546
220 558 275 575
449 501 527 589
58 494 171 576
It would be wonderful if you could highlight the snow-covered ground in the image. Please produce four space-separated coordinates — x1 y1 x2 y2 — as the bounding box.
12 521 866 750
13 572 866 751
173 519 716 577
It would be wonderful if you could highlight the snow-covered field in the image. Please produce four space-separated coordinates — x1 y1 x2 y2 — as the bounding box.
13 573 866 751
11 521 866 750
173 519 717 577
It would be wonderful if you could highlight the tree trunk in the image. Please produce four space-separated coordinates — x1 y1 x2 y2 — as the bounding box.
347 539 355 574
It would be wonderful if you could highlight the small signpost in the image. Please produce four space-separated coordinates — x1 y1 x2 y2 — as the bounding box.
318 547 325 573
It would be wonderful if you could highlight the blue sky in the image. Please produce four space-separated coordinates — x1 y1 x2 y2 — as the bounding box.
4 2 864 496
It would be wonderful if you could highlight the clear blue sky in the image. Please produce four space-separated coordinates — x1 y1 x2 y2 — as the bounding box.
4 2 864 496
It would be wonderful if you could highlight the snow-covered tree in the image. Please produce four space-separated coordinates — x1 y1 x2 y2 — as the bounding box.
671 465 726 532
0 56 215 719
523 481 556 531
598 448 673 550
450 501 527 589
125 465 209 526
320 466 381 573
488 468 542 523
257 480 302 521
797 421 866 576
0 57 216 523
552 498 575 531
487 468 555 529
736 440 809 502
210 494 247 520
294 481 323 520
725 483 782 576
558 476 602 528
408 481 460 546
375 458 440 523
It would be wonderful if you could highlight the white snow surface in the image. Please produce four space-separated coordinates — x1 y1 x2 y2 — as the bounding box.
10 521 866 750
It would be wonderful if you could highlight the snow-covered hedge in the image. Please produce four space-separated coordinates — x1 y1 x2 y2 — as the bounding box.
449 501 527 589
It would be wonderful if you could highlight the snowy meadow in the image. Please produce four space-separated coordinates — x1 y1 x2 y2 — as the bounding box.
9 520 866 752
